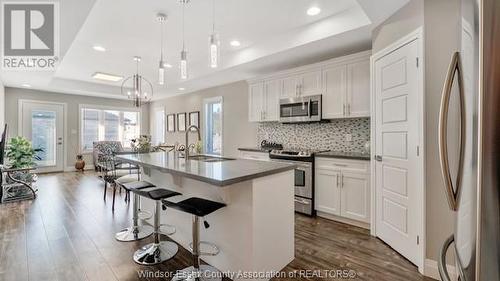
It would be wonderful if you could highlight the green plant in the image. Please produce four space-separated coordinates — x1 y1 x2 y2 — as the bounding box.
6 136 43 168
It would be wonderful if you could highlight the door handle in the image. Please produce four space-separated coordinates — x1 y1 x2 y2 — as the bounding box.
375 155 382 162
438 235 455 281
438 52 465 211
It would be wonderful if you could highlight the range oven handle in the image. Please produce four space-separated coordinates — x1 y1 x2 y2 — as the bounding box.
294 198 310 205
308 98 312 118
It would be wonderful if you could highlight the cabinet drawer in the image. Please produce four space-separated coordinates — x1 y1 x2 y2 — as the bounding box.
315 158 369 173
239 151 270 161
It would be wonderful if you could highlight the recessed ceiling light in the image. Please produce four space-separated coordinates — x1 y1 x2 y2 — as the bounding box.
92 45 106 52
230 40 241 47
164 63 172 68
178 87 185 91
307 6 321 16
21 83 31 88
92 72 123 82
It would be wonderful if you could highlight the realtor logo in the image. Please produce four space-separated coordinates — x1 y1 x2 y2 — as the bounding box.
2 2 59 70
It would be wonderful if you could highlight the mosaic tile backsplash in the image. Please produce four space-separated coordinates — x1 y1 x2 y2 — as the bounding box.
256 118 370 152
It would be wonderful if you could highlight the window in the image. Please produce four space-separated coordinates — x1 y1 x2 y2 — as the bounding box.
80 106 140 151
153 108 165 145
203 97 223 155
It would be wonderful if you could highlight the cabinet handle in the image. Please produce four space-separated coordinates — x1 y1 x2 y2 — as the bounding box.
348 103 351 115
343 104 346 116
341 174 344 188
336 174 339 187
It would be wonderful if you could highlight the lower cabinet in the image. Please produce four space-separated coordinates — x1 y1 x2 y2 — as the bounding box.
315 158 370 225
239 150 270 161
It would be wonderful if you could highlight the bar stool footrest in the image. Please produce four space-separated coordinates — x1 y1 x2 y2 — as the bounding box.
188 241 220 256
138 209 152 220
158 224 176 236
171 265 222 281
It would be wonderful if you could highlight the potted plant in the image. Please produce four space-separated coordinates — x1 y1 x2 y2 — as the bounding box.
5 136 42 183
131 135 152 153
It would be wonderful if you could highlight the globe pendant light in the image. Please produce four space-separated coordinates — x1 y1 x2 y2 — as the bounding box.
157 13 167 85
208 0 220 68
180 0 189 80
121 56 153 107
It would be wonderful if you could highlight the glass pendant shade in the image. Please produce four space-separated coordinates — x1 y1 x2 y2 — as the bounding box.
158 60 165 85
209 33 220 68
180 49 188 80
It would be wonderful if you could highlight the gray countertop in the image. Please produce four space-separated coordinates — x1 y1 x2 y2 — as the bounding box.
237 147 272 153
315 151 371 161
115 152 296 187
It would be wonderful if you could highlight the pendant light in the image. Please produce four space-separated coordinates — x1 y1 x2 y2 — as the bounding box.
121 56 153 107
208 0 220 68
157 13 167 85
180 0 189 80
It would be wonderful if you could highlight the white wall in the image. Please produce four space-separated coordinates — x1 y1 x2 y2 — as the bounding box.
4 87 150 169
372 0 460 268
150 81 257 158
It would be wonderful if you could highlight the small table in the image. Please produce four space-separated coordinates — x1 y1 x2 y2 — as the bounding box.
0 166 37 203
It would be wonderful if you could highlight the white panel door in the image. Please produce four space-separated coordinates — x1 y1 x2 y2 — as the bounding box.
248 82 264 122
322 64 347 119
263 79 280 121
315 168 341 215
281 76 298 98
341 171 370 223
298 70 322 96
374 39 420 265
20 101 65 173
347 60 371 117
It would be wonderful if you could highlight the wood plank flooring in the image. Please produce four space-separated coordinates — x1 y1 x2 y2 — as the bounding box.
0 172 434 281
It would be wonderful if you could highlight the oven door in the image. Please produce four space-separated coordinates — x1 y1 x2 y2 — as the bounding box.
271 158 312 198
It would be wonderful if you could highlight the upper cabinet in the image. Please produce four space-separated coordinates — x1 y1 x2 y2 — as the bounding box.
346 59 371 117
248 50 371 122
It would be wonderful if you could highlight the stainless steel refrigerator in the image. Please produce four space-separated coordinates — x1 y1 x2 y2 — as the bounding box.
438 0 500 280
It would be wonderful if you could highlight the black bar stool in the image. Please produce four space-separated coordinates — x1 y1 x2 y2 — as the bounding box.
115 181 156 242
163 197 226 281
132 187 182 265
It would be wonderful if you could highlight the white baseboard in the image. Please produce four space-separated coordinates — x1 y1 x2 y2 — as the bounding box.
424 258 458 281
316 211 370 229
64 164 95 172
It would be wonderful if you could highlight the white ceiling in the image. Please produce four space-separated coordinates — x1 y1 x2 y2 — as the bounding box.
0 0 410 100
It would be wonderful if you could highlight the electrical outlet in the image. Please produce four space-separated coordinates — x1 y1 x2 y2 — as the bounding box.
345 134 352 142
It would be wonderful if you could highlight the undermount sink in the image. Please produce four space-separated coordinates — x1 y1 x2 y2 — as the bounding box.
187 155 236 162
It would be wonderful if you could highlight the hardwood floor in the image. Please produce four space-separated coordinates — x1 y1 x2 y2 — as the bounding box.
0 172 434 281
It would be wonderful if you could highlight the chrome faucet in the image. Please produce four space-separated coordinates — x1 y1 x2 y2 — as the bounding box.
185 125 201 160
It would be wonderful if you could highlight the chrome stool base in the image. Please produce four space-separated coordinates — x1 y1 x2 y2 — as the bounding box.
172 265 222 281
115 225 153 242
133 241 178 265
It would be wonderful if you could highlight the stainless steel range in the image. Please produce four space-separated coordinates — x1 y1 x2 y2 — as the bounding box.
269 148 326 216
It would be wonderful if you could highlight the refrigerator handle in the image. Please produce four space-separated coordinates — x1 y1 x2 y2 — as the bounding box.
438 52 466 211
438 234 455 281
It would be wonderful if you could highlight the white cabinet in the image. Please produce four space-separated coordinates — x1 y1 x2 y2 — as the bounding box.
315 168 341 215
248 50 371 122
281 71 322 98
248 81 279 122
239 150 270 161
263 80 280 121
321 57 370 119
281 76 298 98
346 60 371 117
322 64 347 119
249 82 264 122
340 171 370 223
315 158 370 225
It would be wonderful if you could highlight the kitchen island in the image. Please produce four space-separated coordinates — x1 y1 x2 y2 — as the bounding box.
116 152 296 281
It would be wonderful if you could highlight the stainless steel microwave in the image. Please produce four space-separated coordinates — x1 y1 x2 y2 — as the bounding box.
279 95 322 123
